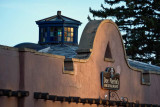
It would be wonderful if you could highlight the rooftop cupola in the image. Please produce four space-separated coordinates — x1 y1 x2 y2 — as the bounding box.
36 11 82 45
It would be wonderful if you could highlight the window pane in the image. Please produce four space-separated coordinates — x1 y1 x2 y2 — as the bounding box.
50 37 54 41
41 34 43 42
63 27 74 42
41 32 43 37
71 33 73 37
45 32 47 37
44 28 47 37
68 33 71 37
44 28 47 32
71 37 73 42
43 38 45 42
64 32 67 36
64 27 67 32
50 27 54 37
54 32 57 36
50 27 54 32
50 32 54 37
58 27 62 32
71 28 74 32
41 28 43 33
67 37 70 41
58 36 61 41
54 36 58 41
68 27 70 32
55 28 57 32
58 32 62 37
64 37 67 41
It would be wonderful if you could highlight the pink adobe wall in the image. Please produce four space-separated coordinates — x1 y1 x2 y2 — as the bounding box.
73 20 160 104
0 47 19 107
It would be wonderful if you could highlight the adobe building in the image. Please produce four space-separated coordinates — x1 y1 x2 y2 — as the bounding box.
0 11 160 107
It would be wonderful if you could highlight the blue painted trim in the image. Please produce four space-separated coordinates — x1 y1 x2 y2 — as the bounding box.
74 27 78 44
38 24 79 27
47 27 50 42
39 24 64 27
38 27 41 44
40 41 60 44
62 24 64 44
36 21 64 24
36 21 81 25
63 41 74 43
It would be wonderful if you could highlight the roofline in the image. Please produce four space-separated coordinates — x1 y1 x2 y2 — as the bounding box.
36 21 82 26
61 15 82 24
36 15 57 22
36 14 82 25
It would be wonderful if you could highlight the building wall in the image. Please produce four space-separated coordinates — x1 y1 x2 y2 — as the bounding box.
73 20 160 104
0 20 160 107
0 47 19 107
74 20 160 104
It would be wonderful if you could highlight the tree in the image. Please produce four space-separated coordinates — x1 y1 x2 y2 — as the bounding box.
89 0 160 66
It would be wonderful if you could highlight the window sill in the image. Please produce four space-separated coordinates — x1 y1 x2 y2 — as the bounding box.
141 82 150 86
104 58 115 62
63 70 74 75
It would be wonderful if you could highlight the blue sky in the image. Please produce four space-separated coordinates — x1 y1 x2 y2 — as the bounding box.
0 0 104 46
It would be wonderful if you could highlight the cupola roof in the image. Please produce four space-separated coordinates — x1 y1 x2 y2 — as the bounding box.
36 11 82 25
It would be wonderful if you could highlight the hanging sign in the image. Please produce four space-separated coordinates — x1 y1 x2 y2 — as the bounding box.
101 67 120 90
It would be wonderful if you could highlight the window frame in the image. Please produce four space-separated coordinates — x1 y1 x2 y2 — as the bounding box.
64 27 74 43
40 27 47 43
49 27 62 43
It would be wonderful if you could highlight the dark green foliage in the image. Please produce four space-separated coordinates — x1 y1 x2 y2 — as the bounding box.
90 0 160 66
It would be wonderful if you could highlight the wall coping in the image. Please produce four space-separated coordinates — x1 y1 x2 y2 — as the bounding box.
0 45 65 59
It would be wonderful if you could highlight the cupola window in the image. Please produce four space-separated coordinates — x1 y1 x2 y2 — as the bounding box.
40 27 47 42
50 27 62 42
64 27 74 42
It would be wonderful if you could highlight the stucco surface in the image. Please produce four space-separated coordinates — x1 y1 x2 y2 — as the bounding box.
0 49 19 107
0 20 160 107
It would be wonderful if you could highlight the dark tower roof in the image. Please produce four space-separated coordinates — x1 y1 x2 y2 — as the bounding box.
36 11 82 25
